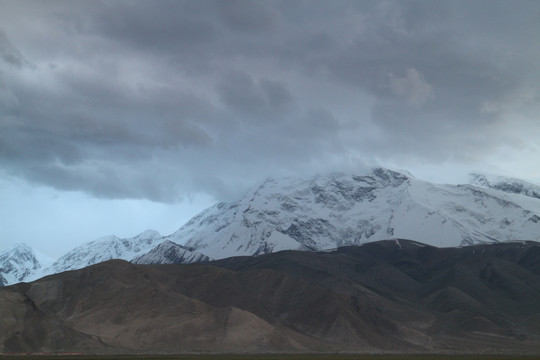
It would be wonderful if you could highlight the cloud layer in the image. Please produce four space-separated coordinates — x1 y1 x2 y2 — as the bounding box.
1 0 539 202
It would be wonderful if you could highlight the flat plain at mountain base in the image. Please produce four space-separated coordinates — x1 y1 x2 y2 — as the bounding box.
2 355 540 360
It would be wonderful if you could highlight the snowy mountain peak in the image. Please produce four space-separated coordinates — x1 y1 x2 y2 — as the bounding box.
0 242 43 285
470 173 491 188
133 229 162 240
470 173 540 200
1 229 195 286
9 242 34 253
169 168 540 260
47 230 166 274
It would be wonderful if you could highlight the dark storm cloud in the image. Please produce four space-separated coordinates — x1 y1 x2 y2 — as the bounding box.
0 0 539 201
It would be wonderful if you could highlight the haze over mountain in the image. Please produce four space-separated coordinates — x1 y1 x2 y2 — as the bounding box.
1 168 539 286
2 239 540 354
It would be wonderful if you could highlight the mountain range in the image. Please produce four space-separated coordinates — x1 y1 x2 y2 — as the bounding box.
2 239 540 354
1 168 540 286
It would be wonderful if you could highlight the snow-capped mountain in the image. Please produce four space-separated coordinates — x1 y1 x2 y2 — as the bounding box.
1 230 208 286
132 240 210 264
470 173 540 199
167 168 540 259
0 242 54 286
47 229 165 274
3 168 540 286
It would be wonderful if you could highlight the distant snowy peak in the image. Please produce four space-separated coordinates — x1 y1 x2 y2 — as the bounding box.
0 242 43 286
132 240 210 265
169 168 540 260
3 229 212 286
470 173 540 200
48 229 164 274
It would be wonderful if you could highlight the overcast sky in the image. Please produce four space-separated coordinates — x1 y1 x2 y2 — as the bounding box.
1 0 539 257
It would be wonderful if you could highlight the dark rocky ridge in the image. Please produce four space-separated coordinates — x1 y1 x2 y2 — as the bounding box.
1 239 540 354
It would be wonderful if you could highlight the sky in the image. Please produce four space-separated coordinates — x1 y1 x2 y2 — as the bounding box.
1 0 539 258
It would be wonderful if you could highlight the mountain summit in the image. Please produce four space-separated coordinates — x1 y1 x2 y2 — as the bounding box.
0 243 53 286
167 168 540 259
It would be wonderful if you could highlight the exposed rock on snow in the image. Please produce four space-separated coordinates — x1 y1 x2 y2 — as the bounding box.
132 240 210 264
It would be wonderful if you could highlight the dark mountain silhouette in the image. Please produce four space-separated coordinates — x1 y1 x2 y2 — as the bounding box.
1 239 540 354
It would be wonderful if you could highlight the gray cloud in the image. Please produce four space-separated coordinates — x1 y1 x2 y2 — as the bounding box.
0 0 539 201
387 68 434 108
217 71 294 120
216 0 277 33
0 30 29 68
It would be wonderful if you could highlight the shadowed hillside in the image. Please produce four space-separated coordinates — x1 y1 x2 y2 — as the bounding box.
1 239 540 354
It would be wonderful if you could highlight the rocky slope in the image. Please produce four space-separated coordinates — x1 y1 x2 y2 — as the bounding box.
2 240 540 354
